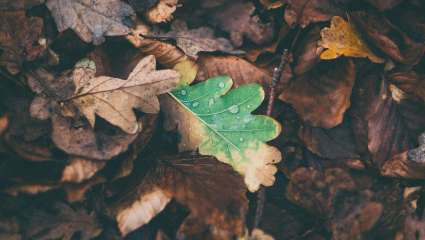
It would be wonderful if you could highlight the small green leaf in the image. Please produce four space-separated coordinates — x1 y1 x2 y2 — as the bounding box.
167 75 282 191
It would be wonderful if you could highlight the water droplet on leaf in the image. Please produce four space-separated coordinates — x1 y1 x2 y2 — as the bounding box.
180 90 187 95
208 98 214 106
228 105 239 113
218 82 225 88
239 137 244 142
192 102 199 107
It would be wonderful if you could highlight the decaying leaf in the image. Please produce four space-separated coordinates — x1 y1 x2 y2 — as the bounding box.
389 71 425 102
46 0 135 45
279 59 356 128
145 0 178 23
284 0 343 28
173 59 198 86
163 76 282 191
21 202 102 240
133 38 187 67
0 11 45 74
113 155 247 237
319 16 384 63
70 55 179 134
157 20 240 59
209 0 274 47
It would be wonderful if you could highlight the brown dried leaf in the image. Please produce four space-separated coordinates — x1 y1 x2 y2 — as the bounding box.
279 59 356 128
145 0 178 23
0 11 45 74
284 0 344 28
196 55 272 91
351 11 425 66
364 0 403 11
403 214 425 240
0 0 44 10
70 56 179 134
135 39 187 67
209 0 274 47
158 20 240 59
113 154 248 237
350 69 425 168
46 0 135 45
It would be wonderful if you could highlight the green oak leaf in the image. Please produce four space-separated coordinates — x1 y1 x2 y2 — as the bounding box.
164 75 282 191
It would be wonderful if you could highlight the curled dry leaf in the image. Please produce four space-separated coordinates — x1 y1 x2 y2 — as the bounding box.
319 16 384 63
145 0 178 23
46 0 135 45
351 11 425 66
163 76 282 191
0 11 45 74
279 59 356 128
113 155 247 237
196 55 272 91
209 0 274 47
157 20 241 59
292 26 322 75
284 0 343 28
20 202 102 240
69 56 179 134
135 39 187 67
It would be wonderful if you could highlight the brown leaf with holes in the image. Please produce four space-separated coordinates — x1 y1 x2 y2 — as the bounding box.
0 11 45 74
111 154 248 237
209 0 274 47
279 59 355 128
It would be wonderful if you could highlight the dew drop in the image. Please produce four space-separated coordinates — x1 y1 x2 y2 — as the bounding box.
192 102 199 107
236 116 240 119
218 82 225 88
228 105 239 113
180 90 187 95
239 137 244 142
247 104 251 108
208 98 214 106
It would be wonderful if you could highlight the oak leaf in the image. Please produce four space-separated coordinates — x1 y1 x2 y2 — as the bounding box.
70 55 179 134
319 16 384 63
46 0 135 45
113 154 247 237
162 76 282 191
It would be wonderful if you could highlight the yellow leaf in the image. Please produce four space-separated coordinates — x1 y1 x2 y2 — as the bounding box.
319 16 384 63
173 59 198 86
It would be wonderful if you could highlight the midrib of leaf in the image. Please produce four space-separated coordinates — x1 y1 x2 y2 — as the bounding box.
168 92 241 151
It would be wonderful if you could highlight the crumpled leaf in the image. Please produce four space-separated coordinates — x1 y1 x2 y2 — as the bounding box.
145 0 178 23
157 20 241 59
351 11 425 66
69 55 179 134
113 154 247 237
389 71 425 102
162 76 282 191
0 11 46 74
60 157 106 183
284 0 344 28
279 59 356 128
46 0 135 45
20 202 101 240
319 16 384 63
209 0 274 47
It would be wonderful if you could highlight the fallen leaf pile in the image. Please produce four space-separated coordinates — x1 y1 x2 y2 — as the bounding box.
1 1 425 240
